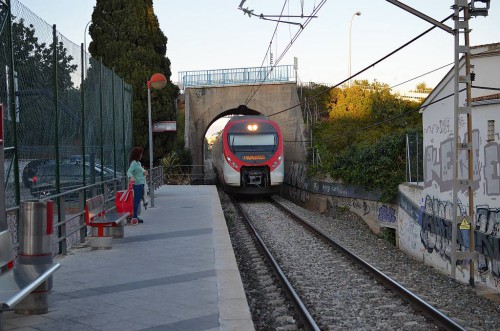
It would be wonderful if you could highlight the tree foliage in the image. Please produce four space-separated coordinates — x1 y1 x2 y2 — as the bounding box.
306 80 422 201
89 0 179 165
4 18 78 148
415 82 433 93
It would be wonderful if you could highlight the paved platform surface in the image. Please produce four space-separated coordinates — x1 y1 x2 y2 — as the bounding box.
3 185 254 331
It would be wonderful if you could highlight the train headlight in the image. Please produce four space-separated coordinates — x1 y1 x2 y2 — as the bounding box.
226 156 238 169
271 155 282 168
247 124 258 131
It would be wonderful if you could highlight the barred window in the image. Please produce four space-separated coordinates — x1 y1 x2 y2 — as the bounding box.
487 120 495 142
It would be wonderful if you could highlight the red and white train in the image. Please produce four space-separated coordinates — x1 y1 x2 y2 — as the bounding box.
211 115 284 195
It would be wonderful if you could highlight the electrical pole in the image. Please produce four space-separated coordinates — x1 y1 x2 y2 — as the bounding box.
386 0 490 287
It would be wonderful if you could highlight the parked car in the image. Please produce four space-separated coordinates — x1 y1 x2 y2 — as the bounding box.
22 159 55 188
30 163 116 198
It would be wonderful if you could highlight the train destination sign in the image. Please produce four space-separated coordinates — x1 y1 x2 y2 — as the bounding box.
243 155 266 161
153 121 176 132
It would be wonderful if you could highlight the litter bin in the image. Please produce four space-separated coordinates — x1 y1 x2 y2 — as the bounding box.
15 200 54 314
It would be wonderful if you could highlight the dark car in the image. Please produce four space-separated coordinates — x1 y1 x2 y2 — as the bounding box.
22 159 55 188
30 163 115 198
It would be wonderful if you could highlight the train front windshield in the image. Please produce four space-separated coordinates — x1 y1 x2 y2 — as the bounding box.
228 133 278 153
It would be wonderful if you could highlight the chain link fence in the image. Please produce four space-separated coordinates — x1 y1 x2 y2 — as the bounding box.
0 0 133 209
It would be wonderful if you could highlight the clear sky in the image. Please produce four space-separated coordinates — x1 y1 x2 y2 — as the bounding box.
17 1 499 89
17 0 500 136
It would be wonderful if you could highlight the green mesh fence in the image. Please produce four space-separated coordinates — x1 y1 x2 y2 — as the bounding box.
0 0 133 208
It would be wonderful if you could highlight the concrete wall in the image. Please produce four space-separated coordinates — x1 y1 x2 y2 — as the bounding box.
283 162 397 234
417 44 500 296
184 82 307 169
398 183 500 299
284 161 500 298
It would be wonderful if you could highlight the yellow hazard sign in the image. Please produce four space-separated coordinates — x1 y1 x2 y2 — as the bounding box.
459 217 471 230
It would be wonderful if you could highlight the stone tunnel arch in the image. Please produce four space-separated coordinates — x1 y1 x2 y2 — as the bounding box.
184 82 307 181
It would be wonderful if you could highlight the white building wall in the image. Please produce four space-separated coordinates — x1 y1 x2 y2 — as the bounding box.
398 43 500 295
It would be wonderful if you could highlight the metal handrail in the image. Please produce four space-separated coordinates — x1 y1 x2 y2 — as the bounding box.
8 166 165 257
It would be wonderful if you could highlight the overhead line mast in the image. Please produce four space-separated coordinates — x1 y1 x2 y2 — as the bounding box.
386 0 490 287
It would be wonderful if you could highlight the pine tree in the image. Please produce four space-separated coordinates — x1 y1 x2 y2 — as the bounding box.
88 0 179 164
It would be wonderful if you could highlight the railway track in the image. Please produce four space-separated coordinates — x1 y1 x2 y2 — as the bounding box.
232 197 467 330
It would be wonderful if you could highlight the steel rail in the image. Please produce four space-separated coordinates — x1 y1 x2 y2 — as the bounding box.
271 197 466 331
232 197 320 331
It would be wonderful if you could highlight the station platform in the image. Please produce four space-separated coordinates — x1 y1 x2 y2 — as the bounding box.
3 185 254 331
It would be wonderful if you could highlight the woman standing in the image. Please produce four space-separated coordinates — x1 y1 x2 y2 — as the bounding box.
127 147 148 223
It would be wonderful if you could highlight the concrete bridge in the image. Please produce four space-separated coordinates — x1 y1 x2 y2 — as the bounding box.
179 66 307 176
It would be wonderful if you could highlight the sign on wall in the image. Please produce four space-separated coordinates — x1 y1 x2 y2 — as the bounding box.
153 121 176 132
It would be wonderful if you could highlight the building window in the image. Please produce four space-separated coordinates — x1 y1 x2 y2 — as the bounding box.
487 120 495 142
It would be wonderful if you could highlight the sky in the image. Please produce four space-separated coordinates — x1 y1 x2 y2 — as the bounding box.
16 0 500 136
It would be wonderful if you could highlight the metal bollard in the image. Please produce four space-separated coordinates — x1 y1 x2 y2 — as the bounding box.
15 200 54 315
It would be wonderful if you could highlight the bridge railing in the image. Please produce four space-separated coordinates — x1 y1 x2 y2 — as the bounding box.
178 65 295 88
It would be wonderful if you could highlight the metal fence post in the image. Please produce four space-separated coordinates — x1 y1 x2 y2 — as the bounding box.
416 133 420 185
80 43 87 190
122 79 127 175
78 190 86 243
58 196 67 255
52 25 60 196
406 134 410 182
99 58 104 187
112 68 117 178
6 0 21 212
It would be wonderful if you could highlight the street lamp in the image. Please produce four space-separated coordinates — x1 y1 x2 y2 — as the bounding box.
147 73 167 208
348 11 361 87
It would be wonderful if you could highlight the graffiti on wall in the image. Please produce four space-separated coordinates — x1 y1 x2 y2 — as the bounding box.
399 192 500 280
424 130 481 192
475 205 500 278
378 205 397 224
424 117 452 135
284 163 396 228
286 162 310 202
420 195 468 264
284 162 382 201
484 142 500 195
333 197 398 229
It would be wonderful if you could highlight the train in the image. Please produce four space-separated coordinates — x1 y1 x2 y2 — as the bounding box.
211 115 284 195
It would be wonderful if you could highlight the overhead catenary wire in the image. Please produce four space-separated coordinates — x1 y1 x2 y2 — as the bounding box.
284 87 467 143
244 0 289 105
389 62 453 90
245 0 325 105
471 85 500 91
244 0 328 106
285 80 500 143
309 62 455 119
268 12 455 118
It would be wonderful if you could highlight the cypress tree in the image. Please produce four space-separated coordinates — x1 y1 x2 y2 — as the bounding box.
88 0 179 164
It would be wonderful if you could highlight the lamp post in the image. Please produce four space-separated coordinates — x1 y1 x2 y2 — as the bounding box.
348 11 361 87
147 73 167 208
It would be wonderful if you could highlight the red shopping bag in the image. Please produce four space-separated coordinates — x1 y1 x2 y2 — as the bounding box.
115 184 133 217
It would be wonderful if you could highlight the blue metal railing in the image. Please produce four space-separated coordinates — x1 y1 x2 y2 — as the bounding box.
178 65 295 88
